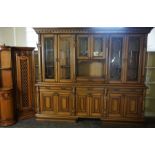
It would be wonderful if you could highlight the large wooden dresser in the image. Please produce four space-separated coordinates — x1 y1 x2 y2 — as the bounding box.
34 27 152 122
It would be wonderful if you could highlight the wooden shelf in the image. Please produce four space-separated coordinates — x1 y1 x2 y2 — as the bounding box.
0 87 13 91
61 65 70 68
145 97 155 99
0 67 12 70
145 82 155 84
46 66 54 68
145 67 155 69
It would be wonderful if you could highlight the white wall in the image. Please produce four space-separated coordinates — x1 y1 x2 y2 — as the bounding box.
0 27 155 51
0 28 15 46
0 27 38 48
147 28 155 51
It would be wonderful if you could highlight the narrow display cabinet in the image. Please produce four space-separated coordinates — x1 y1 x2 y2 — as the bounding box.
0 46 15 126
12 47 35 120
34 27 152 122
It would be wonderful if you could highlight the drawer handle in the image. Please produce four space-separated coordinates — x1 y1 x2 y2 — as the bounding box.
61 87 66 90
53 92 58 96
87 93 92 97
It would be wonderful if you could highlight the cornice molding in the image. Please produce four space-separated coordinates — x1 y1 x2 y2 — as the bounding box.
34 27 153 34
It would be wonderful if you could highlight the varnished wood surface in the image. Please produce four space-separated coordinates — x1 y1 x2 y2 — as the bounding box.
33 27 152 122
0 89 16 126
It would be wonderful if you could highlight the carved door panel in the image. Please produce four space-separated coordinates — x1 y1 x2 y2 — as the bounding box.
108 93 124 118
124 94 142 118
57 92 73 116
90 92 104 117
40 92 57 114
76 92 89 116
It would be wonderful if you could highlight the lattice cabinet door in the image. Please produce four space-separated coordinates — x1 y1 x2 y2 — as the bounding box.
16 53 34 119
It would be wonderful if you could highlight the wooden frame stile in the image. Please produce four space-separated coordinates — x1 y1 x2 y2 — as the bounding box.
38 34 42 82
141 34 147 83
125 34 144 84
32 50 37 113
41 34 58 82
105 35 109 84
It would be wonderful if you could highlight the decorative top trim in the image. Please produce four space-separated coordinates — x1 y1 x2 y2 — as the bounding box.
34 27 153 34
0 45 35 52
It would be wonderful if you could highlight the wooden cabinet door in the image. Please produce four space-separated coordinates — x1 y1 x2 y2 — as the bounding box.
125 35 143 83
58 35 75 82
109 36 125 83
16 54 33 113
76 92 89 117
77 35 91 59
42 35 57 82
107 93 124 118
89 92 104 117
40 92 57 114
91 35 106 60
57 92 73 116
124 94 142 118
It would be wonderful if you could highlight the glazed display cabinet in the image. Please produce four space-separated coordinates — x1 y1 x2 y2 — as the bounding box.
34 27 152 122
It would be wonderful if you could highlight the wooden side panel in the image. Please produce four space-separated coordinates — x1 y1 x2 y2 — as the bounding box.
108 93 124 118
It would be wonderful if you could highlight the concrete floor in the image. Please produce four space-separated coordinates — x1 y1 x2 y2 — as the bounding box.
1 118 155 128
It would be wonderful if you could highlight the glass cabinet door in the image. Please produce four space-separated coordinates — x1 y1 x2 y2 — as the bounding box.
92 35 106 59
58 35 75 82
43 35 57 81
109 37 123 82
77 35 90 59
126 36 141 82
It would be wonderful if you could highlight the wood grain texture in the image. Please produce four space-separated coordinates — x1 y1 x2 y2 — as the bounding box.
34 28 151 122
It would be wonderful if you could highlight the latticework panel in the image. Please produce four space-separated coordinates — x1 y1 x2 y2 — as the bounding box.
20 59 29 108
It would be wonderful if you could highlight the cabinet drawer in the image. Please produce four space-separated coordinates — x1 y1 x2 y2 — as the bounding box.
108 88 143 94
76 87 105 92
39 86 73 92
